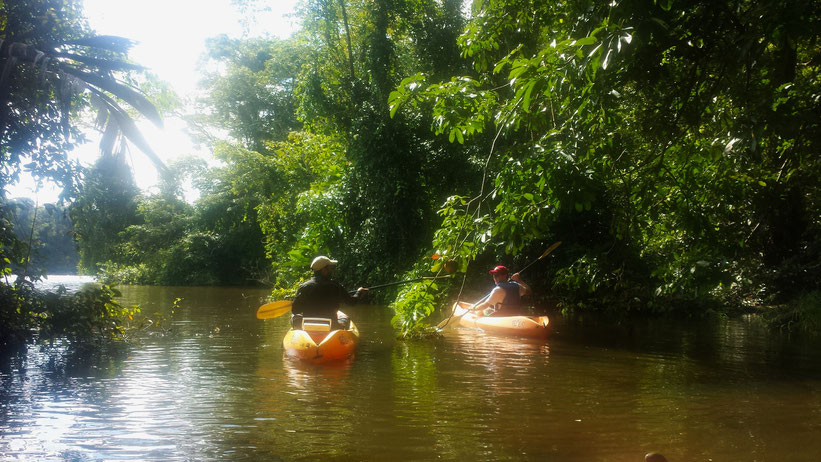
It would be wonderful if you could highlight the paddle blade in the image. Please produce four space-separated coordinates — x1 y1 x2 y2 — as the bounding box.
437 301 470 330
256 300 293 319
540 241 562 259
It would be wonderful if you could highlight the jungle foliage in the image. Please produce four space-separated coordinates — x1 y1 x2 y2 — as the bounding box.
389 0 821 329
180 0 478 300
87 155 270 286
3 0 820 341
184 0 820 334
1 0 164 354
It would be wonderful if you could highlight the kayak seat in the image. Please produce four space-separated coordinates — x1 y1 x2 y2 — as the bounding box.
302 317 332 332
302 317 333 344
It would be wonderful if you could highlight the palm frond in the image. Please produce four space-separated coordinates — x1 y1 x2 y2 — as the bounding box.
64 36 138 53
100 119 120 156
88 87 168 174
62 67 162 127
1 37 167 175
54 52 145 72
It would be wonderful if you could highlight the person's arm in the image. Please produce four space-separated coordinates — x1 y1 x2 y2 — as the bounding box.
473 287 504 311
511 272 531 296
338 282 368 305
353 287 368 299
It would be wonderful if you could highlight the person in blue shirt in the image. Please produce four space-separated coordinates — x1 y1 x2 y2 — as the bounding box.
471 265 532 317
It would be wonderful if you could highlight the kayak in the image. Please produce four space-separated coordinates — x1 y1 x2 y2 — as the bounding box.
282 312 359 362
452 301 550 338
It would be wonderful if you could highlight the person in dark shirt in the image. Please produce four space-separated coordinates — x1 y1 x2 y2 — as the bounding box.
471 265 531 317
290 256 367 330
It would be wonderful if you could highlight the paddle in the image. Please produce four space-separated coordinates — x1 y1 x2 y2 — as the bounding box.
256 300 293 319
517 241 562 273
256 276 452 320
436 241 562 329
354 275 452 292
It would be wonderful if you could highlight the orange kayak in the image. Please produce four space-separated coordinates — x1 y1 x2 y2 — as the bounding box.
282 312 359 362
452 301 550 338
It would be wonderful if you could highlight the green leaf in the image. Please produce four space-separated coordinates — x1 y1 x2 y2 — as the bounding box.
574 36 597 47
522 81 536 113
388 90 403 118
509 63 529 79
602 49 612 70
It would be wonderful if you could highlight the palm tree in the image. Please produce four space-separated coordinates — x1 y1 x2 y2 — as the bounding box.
0 34 168 176
1 0 166 282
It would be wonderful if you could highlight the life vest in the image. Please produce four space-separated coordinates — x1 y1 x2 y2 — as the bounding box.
495 280 521 308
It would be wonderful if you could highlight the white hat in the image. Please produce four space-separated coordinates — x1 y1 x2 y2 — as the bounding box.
310 255 338 271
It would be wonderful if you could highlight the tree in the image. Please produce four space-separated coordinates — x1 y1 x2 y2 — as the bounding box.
2 0 167 280
1 1 166 192
284 0 474 286
70 152 141 273
193 0 474 293
389 0 821 326
1 0 165 353
197 35 304 152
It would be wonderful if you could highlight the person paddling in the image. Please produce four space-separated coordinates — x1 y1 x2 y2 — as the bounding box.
471 265 532 317
291 256 367 330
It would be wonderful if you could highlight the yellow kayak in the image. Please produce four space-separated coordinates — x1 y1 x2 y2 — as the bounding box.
282 312 359 362
452 301 550 338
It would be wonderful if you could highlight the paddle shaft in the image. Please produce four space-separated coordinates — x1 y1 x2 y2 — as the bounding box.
258 277 450 319
349 276 451 293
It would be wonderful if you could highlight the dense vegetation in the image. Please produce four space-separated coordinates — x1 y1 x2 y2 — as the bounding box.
391 0 821 326
1 0 163 354
3 0 820 345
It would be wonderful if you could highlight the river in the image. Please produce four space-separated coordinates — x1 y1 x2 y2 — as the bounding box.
2 282 821 461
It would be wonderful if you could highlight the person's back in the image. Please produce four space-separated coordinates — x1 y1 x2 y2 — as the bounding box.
290 255 366 329
292 272 349 319
491 279 523 316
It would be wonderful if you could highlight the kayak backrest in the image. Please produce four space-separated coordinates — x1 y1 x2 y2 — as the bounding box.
302 317 332 332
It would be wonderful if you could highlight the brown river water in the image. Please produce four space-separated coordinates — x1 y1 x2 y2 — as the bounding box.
2 282 821 461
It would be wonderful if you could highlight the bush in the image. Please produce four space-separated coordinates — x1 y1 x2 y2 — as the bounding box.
763 291 821 334
0 281 140 357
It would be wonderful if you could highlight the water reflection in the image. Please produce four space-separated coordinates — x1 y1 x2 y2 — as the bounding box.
2 286 821 461
8 274 97 292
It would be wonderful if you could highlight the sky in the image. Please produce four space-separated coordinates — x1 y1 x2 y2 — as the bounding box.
7 0 300 203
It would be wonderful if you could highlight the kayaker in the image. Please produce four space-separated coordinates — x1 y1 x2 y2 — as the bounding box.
472 265 532 316
291 256 367 330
